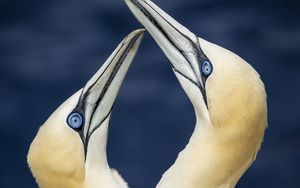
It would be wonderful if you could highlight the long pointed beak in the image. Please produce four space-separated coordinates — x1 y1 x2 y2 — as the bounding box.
71 29 144 153
124 0 209 95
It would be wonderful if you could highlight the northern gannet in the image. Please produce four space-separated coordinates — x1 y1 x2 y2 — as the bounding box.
124 1 267 187
27 29 145 188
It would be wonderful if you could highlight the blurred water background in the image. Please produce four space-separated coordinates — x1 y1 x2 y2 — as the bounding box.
0 0 299 187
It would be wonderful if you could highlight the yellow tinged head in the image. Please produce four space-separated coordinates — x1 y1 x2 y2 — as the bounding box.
201 38 267 146
190 38 267 187
165 38 267 187
27 91 85 188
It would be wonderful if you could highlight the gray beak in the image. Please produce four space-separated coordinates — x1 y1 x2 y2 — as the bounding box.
71 29 144 154
124 0 209 99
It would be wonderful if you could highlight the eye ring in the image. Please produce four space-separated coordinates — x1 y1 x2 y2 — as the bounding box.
67 112 84 130
201 60 213 78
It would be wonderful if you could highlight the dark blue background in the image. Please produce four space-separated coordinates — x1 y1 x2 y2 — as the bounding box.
0 0 299 187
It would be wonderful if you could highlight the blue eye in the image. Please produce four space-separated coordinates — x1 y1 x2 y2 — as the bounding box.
201 60 213 77
67 112 83 130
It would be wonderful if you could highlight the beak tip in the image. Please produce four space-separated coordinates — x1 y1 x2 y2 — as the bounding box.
131 28 146 39
123 28 145 52
136 28 146 33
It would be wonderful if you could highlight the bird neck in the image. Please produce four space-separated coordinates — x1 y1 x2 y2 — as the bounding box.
156 114 257 188
83 118 126 188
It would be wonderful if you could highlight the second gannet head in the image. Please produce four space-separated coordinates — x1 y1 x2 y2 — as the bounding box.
124 0 267 187
27 29 144 188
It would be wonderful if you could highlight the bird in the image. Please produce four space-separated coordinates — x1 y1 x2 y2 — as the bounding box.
27 29 145 188
124 0 267 188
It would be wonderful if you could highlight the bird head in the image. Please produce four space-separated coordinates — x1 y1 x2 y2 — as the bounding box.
27 29 144 188
124 1 267 181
